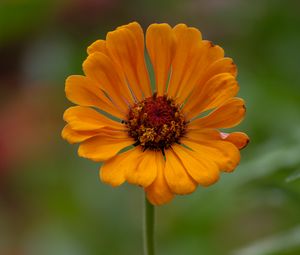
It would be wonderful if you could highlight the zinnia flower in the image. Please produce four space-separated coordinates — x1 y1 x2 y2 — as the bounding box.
62 22 249 205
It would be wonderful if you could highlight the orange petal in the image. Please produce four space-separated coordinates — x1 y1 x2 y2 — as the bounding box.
145 152 174 205
164 148 197 194
100 148 138 187
83 52 133 112
197 57 237 88
182 41 225 103
189 98 246 129
167 24 203 101
61 124 98 144
63 106 125 131
146 23 175 96
184 73 239 120
125 148 159 187
184 128 221 140
65 75 125 119
175 41 225 105
172 144 219 186
106 22 152 100
78 134 133 162
220 132 250 149
182 130 241 172
192 41 225 72
87 39 108 55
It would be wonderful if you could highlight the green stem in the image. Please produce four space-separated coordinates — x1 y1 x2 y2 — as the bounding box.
144 194 155 255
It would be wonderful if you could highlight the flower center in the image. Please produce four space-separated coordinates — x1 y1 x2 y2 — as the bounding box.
126 94 186 151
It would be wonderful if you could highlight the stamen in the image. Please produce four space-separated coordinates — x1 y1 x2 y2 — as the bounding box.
126 95 186 151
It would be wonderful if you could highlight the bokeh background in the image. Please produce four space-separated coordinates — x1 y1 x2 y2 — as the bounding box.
1 0 300 254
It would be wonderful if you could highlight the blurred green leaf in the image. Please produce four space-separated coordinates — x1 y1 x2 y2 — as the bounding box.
286 169 300 183
232 226 300 255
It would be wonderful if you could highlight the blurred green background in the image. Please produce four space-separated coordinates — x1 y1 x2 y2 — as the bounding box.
1 0 300 254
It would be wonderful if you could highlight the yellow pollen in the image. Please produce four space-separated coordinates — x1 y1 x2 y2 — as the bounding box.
126 95 186 151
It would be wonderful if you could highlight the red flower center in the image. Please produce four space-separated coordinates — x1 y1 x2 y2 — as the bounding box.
126 94 186 151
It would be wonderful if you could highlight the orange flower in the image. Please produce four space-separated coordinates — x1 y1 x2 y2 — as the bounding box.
62 22 249 205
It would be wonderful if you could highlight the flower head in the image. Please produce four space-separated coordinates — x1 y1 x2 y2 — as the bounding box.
62 22 249 205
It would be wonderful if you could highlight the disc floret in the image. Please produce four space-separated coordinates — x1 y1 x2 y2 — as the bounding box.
126 94 186 151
